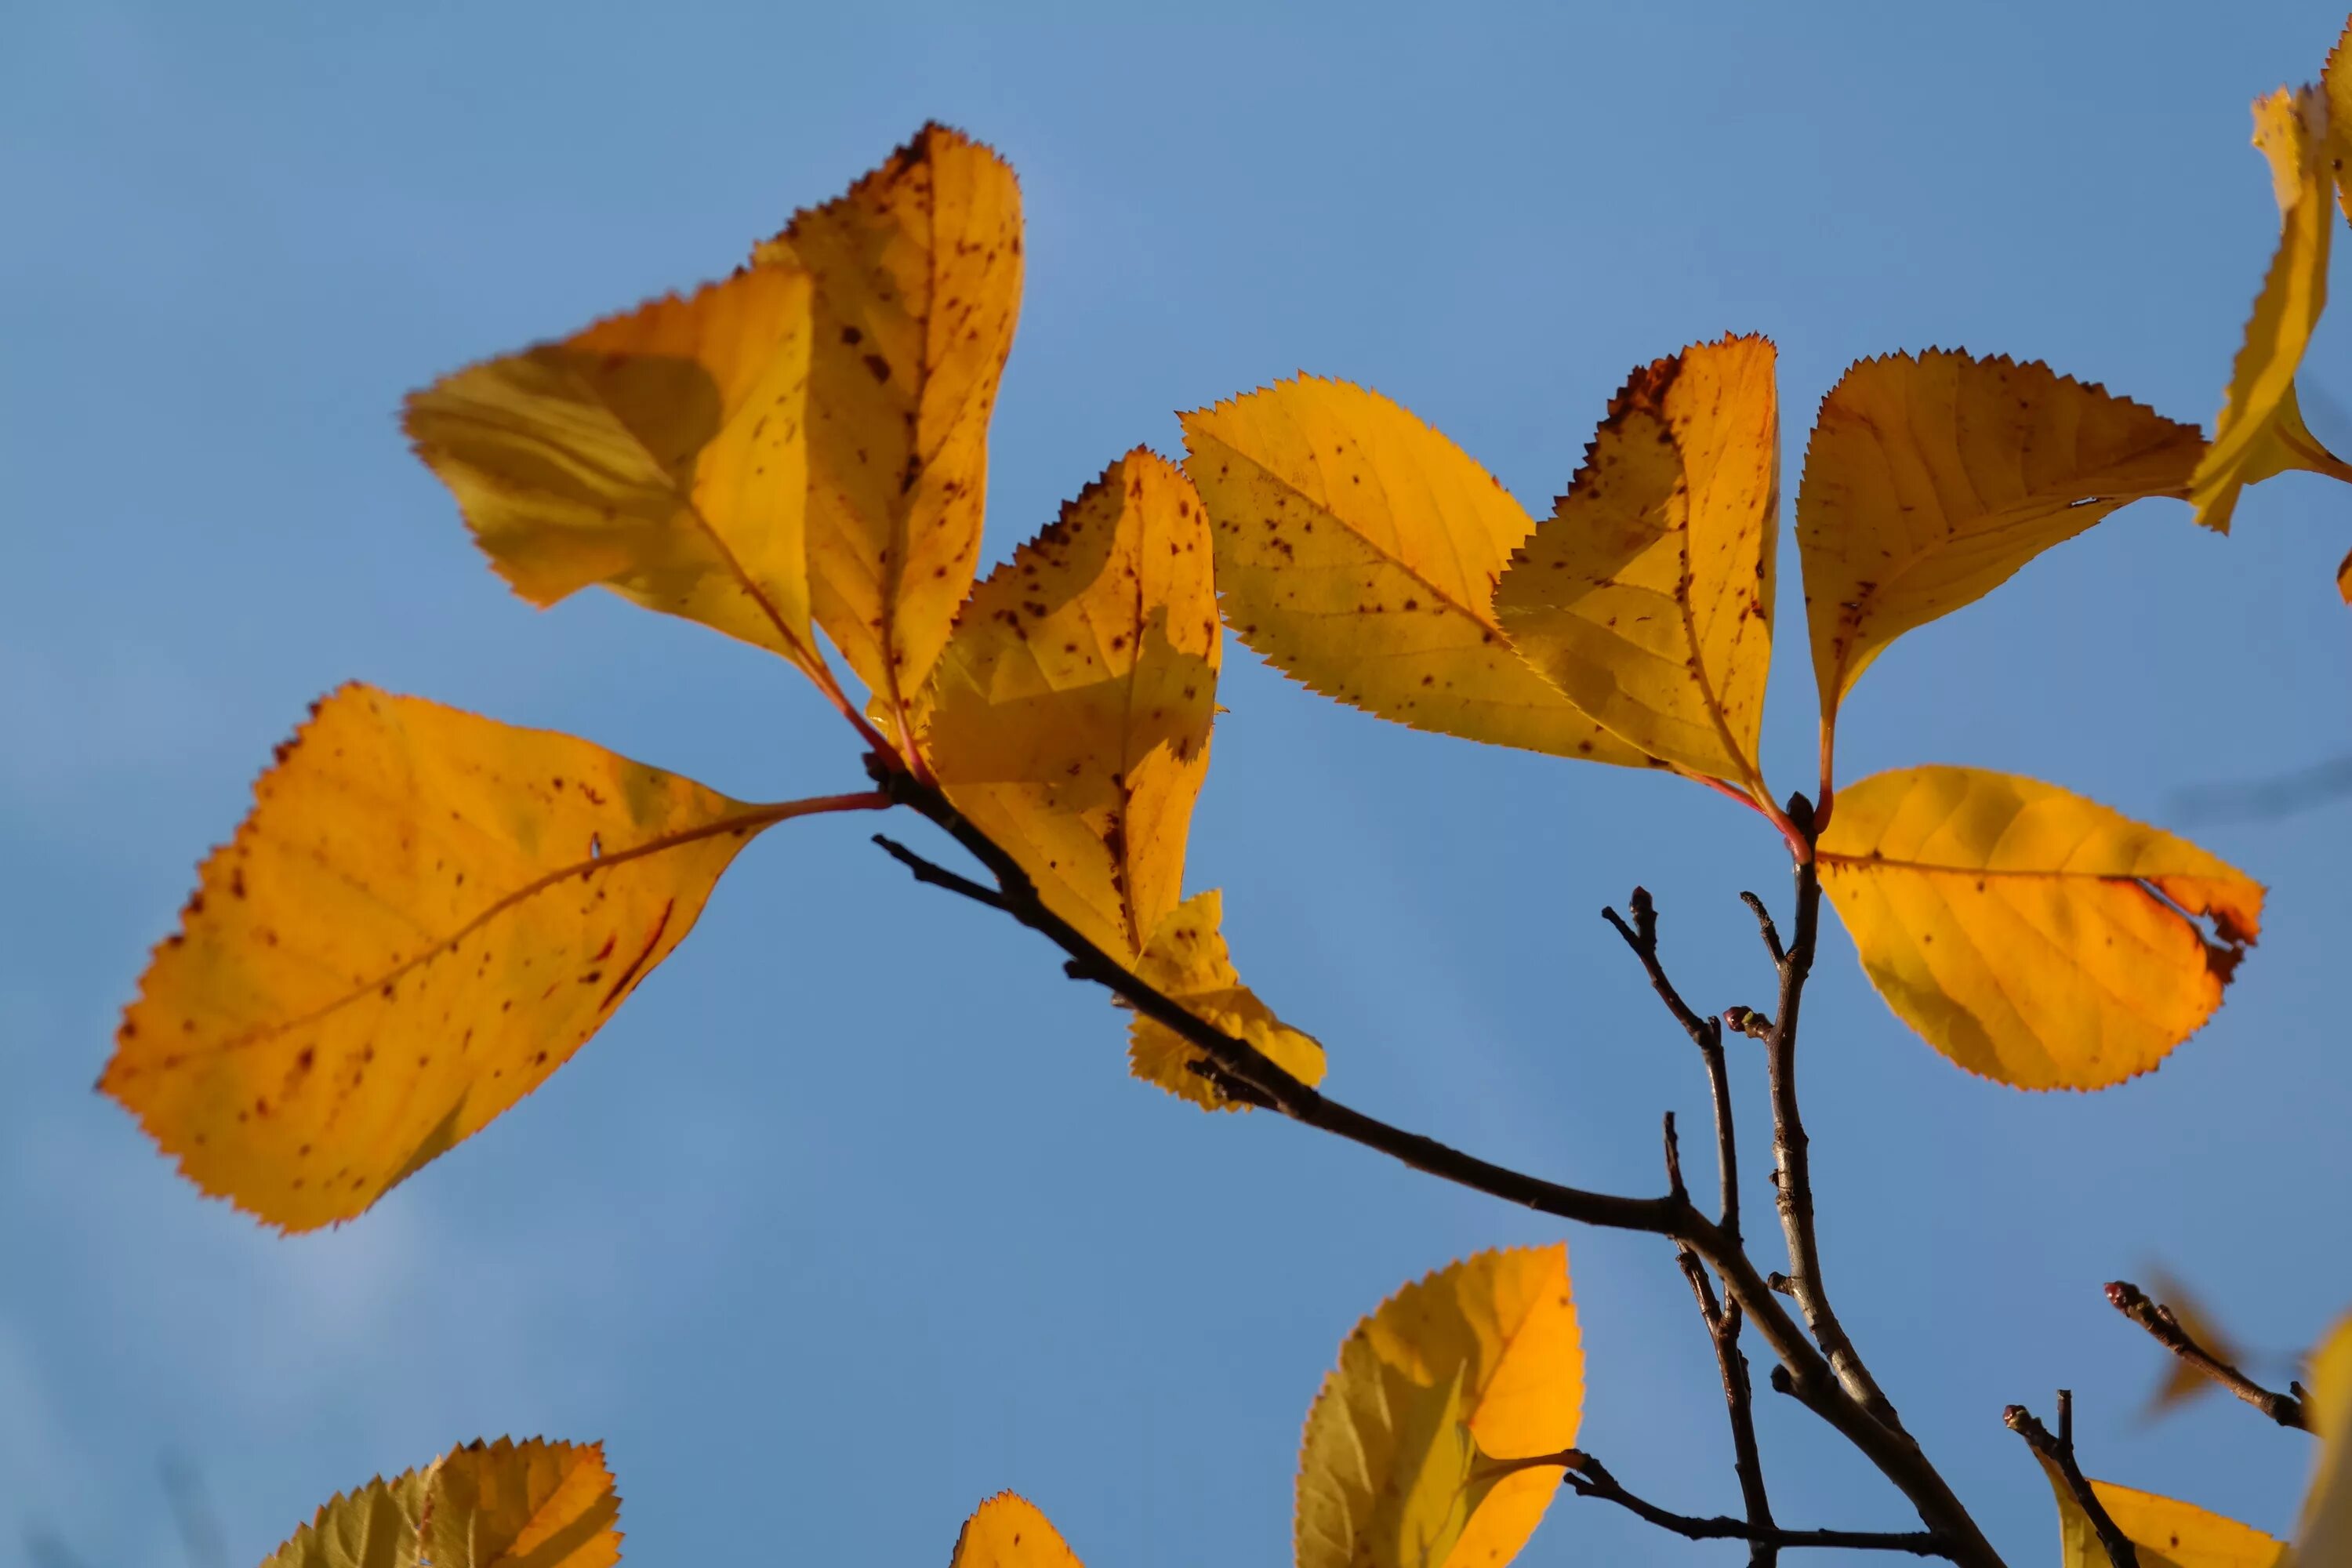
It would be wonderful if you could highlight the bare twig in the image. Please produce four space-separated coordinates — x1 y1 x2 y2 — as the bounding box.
1559 1453 1948 1557
1740 890 1786 965
1603 889 1738 1237
2006 1393 2138 1568
1679 1250 1780 1565
873 834 1009 909
2104 1281 2310 1431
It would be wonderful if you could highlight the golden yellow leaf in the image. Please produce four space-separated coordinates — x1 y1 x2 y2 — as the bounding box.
1297 1244 1581 1568
1181 378 1655 767
2034 1462 2285 1568
405 264 824 678
1495 336 1778 789
949 1493 1087 1568
2191 85 2352 535
2294 1311 2352 1564
924 450 1218 964
1796 351 2202 730
261 1438 620 1568
1127 891 1326 1111
753 122 1024 735
103 684 831 1231
2328 20 2352 225
1817 766 2263 1090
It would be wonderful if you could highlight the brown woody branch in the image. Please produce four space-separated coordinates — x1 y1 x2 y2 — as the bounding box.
1555 1452 1947 1557
873 762 2006 1568
2103 1280 2310 1431
2005 1393 2137 1568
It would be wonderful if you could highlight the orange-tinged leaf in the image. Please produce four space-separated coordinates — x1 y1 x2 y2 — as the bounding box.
103 684 797 1231
405 265 823 677
1817 766 2263 1090
1496 336 1779 788
2034 1463 2285 1568
753 122 1024 731
422 1439 622 1568
1127 891 1325 1111
2328 20 2352 226
2295 1311 2352 1563
1297 1245 1582 1568
925 450 1218 964
1796 351 2202 726
1181 378 1655 767
261 1439 619 1568
2191 85 2352 534
949 1493 1087 1568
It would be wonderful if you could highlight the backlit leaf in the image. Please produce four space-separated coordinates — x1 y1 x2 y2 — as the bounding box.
1127 891 1326 1111
2328 20 2352 224
406 264 823 677
262 1467 433 1568
949 1493 1087 1568
2034 1463 2284 1568
103 684 805 1230
1817 766 2263 1089
1796 351 2201 729
2296 1311 2352 1564
925 450 1218 964
2191 85 2352 535
753 122 1024 735
262 1438 620 1568
1182 378 1655 767
1297 1244 1582 1568
1495 336 1778 788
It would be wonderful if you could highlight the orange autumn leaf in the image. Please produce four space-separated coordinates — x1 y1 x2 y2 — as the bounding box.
1297 1245 1582 1568
2190 84 2352 535
924 450 1218 965
406 263 826 681
103 684 837 1231
1818 766 2262 1090
1182 377 1654 767
262 1437 621 1568
1796 351 2201 732
1127 891 1326 1110
1495 335 1779 789
753 122 1024 738
949 1493 1087 1568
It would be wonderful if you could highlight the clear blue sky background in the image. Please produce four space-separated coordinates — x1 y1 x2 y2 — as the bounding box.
6 4 2351 1564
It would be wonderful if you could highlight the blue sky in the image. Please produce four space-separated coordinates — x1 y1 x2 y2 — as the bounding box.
5 3 2351 1563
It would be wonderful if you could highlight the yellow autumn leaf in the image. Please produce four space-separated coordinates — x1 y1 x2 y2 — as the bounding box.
1796 351 2202 735
405 263 826 679
1127 891 1326 1111
1181 378 1656 768
262 1438 621 1568
2034 1463 2285 1568
924 449 1218 964
1817 766 2263 1090
2329 19 2352 225
1495 335 1779 789
1297 1244 1582 1568
2191 85 2352 535
103 684 842 1231
753 122 1024 737
949 1493 1087 1568
2294 1311 2352 1564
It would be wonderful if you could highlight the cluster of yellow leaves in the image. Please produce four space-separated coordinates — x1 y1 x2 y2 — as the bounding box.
108 125 1316 1232
934 1247 1583 1568
262 1437 620 1568
2033 1310 2352 1566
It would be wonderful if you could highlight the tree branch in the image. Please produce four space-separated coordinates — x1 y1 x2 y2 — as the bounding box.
2104 1280 2310 1431
1559 1453 1948 1557
2006 1394 2138 1568
1604 888 1738 1236
1680 1250 1780 1565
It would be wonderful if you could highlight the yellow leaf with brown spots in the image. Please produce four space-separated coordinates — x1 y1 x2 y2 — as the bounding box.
103 684 813 1232
405 264 825 679
2190 85 2352 535
1495 336 1778 789
949 1494 1087 1568
2034 1465 2284 1568
1127 891 1325 1111
2294 1310 2352 1565
1798 351 2203 732
1181 378 1655 767
753 122 1024 738
924 450 1218 964
261 1437 621 1568
1297 1245 1582 1568
1817 766 2263 1091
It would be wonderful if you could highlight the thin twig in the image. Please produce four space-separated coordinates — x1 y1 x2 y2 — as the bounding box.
2104 1281 2310 1431
2006 1395 2138 1568
873 835 1008 909
1559 1453 1948 1558
1741 890 1786 965
1679 1251 1780 1565
1604 890 1737 1236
